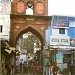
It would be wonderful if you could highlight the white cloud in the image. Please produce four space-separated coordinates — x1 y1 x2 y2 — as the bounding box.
48 0 75 16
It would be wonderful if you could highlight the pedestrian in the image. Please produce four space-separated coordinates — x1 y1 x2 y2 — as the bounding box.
20 62 22 72
33 65 36 75
52 63 60 75
36 64 40 74
23 61 28 73
50 63 54 75
52 64 56 75
33 62 39 75
7 62 12 75
45 62 49 75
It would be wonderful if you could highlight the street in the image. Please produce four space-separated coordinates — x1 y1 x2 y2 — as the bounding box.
15 73 41 75
15 73 33 75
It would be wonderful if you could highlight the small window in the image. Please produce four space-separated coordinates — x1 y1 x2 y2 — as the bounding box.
59 28 65 34
0 25 3 33
52 38 59 42
61 39 68 42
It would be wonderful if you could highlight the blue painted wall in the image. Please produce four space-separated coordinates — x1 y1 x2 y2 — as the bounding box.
68 27 75 39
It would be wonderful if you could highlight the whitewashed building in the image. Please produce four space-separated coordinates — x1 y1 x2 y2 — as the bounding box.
0 0 11 40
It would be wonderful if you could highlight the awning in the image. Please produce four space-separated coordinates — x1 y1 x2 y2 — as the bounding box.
50 46 75 50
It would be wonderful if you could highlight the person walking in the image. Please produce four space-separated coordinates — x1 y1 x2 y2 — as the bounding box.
20 62 22 72
7 62 12 75
52 63 60 75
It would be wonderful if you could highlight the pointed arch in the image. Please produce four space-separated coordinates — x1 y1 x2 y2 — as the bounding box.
15 27 43 50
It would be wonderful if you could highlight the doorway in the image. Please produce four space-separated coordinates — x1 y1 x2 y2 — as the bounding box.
15 28 43 75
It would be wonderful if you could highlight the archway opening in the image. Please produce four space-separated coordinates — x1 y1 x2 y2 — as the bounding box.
15 27 43 74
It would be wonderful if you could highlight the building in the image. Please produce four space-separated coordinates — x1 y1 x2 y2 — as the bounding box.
0 1 15 75
46 15 75 73
0 0 11 40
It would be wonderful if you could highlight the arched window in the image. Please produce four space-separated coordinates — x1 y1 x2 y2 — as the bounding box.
26 1 34 15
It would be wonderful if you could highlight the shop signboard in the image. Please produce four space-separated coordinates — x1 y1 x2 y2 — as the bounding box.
56 54 63 63
52 20 69 28
56 54 63 71
52 16 69 28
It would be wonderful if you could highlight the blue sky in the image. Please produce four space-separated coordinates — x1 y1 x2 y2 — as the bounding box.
48 0 75 17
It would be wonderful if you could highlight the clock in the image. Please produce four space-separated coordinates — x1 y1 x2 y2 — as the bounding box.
16 1 25 13
36 2 44 15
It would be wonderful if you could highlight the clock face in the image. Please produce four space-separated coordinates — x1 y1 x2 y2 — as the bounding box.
36 2 44 15
16 1 25 13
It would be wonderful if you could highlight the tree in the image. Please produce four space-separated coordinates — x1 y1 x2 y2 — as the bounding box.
20 32 41 54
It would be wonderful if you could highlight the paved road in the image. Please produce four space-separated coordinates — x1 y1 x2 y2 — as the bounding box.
14 70 63 75
15 72 63 75
15 73 41 75
15 73 33 75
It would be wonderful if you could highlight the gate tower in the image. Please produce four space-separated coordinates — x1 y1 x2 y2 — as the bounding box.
10 0 51 49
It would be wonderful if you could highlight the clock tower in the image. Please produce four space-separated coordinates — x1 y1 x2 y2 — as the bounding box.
11 0 48 16
10 1 51 74
10 0 51 47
